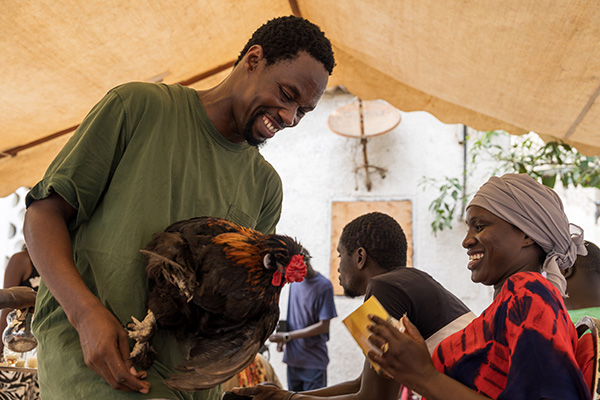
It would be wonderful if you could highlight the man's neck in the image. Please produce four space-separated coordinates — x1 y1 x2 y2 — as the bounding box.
365 263 399 281
196 79 239 143
305 268 317 279
564 282 600 310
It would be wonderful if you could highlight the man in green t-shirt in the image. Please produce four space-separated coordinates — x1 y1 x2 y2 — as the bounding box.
22 16 334 400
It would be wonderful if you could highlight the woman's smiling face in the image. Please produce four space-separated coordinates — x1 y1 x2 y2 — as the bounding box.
462 205 541 292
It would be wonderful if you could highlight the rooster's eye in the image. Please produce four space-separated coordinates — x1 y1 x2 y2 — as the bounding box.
263 254 276 270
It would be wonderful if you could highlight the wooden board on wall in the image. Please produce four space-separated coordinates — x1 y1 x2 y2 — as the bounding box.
330 200 413 296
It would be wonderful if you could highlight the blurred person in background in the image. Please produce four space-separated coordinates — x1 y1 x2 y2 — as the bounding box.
562 240 600 322
269 253 337 391
221 351 282 393
0 247 39 355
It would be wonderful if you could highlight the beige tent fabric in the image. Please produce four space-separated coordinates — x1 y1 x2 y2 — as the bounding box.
1 0 600 196
328 49 528 136
312 0 600 141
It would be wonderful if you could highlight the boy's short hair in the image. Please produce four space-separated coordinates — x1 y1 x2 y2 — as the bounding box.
340 212 407 270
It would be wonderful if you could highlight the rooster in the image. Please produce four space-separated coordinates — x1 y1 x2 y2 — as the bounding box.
127 216 307 391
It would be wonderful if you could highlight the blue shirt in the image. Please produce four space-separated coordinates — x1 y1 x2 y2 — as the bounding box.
283 272 337 369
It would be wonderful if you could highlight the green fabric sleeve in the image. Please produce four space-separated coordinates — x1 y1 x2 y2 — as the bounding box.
26 88 130 230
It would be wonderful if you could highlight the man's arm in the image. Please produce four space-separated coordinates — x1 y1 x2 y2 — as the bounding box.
23 193 149 394
346 359 400 400
298 375 361 397
236 358 400 400
0 287 36 310
270 319 330 344
0 286 36 355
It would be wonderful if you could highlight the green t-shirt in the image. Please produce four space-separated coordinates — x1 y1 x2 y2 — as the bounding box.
26 82 283 399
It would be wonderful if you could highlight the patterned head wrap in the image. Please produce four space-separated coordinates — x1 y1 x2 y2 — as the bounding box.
467 173 587 297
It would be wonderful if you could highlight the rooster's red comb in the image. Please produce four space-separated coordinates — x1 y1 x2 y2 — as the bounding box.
270 254 307 287
284 254 307 283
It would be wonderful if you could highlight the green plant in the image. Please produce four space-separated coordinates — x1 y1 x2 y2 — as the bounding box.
423 130 600 235
420 177 464 234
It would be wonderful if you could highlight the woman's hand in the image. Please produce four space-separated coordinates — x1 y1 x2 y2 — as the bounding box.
366 315 438 389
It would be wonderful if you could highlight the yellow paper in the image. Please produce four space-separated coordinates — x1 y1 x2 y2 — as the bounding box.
342 296 402 372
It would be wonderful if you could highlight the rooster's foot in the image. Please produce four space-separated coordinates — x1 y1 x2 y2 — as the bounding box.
127 310 157 369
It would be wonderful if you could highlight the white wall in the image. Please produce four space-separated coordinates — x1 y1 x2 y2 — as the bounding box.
1 88 599 388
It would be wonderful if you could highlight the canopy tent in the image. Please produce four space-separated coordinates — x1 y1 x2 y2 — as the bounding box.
2 0 600 196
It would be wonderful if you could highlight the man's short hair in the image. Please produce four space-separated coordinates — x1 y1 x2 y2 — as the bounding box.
574 240 600 276
340 212 407 270
235 15 335 74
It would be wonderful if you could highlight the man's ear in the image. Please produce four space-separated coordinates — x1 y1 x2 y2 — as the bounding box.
562 266 574 279
356 247 367 270
243 44 264 72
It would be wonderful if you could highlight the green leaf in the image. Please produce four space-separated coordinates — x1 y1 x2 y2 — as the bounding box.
541 173 556 188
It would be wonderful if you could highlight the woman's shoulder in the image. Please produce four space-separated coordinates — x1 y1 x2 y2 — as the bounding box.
6 250 33 274
9 250 30 263
495 271 571 331
502 271 561 299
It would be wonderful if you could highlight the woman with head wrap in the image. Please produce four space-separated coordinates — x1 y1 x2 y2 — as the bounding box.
366 174 591 400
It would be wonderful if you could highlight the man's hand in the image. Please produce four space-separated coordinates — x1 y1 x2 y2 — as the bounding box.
74 303 150 394
0 287 37 310
269 332 285 343
269 332 286 352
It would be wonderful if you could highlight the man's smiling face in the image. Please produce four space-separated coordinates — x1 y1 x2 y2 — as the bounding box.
235 49 329 147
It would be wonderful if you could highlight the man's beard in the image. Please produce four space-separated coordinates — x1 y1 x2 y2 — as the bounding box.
242 113 267 148
343 285 362 298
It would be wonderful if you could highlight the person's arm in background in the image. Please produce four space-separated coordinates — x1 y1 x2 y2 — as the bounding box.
23 193 149 394
0 287 36 310
0 251 32 355
269 319 331 346
270 276 337 351
299 375 361 397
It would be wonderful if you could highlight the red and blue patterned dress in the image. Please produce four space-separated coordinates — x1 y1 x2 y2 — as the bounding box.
432 271 591 399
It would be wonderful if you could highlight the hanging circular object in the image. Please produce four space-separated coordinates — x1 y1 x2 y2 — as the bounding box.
327 99 401 139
